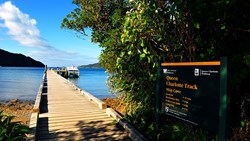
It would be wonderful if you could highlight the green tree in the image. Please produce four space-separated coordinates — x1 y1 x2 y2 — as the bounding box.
62 0 250 139
169 0 250 132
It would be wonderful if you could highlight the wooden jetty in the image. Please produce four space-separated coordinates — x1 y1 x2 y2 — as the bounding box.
28 70 146 141
53 68 68 78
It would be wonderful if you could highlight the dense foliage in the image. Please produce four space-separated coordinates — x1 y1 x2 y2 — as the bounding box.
62 0 249 140
0 111 31 140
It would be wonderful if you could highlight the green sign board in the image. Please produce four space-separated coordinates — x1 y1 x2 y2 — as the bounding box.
160 61 225 134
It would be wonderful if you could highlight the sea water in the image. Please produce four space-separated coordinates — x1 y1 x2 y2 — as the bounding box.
67 68 116 99
0 67 44 101
0 67 115 101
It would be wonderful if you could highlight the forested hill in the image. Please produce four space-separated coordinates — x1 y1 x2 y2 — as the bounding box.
0 49 45 67
78 63 102 68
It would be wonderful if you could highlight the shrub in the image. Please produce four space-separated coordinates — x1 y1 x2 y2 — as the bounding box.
0 111 31 141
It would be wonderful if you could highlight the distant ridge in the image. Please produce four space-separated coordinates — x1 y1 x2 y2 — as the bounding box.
78 63 102 68
0 49 45 67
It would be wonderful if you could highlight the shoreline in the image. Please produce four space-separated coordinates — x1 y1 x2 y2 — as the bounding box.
102 98 126 116
0 99 34 125
0 99 35 105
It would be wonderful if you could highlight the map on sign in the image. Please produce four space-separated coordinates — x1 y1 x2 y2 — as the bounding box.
161 62 220 133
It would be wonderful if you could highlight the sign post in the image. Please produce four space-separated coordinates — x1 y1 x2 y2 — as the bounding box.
219 57 228 141
158 58 228 139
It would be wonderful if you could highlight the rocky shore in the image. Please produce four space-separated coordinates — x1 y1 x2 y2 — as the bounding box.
102 98 127 115
0 99 34 125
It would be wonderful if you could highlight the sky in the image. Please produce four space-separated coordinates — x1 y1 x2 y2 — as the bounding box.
0 0 102 67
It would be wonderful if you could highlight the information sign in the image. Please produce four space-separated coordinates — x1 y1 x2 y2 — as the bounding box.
161 61 221 133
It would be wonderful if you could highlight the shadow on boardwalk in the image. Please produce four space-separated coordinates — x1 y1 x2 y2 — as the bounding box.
35 73 131 140
37 119 131 140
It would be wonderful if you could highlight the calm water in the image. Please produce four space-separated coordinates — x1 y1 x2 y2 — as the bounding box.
67 68 116 99
0 67 115 101
0 67 44 101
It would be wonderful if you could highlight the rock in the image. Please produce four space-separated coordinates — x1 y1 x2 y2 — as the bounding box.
11 99 18 103
0 100 34 125
7 103 14 107
25 104 33 109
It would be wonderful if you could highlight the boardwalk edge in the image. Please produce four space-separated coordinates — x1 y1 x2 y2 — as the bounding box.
57 70 148 141
106 108 148 141
27 70 47 141
29 70 147 141
54 70 108 110
57 71 148 141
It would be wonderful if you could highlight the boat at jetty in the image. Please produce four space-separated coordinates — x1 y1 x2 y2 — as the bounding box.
66 66 80 78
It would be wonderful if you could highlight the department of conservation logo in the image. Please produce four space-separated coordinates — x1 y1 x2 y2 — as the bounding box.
163 69 177 74
194 68 200 76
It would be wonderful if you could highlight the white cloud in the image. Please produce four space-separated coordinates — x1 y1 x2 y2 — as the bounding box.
0 1 99 66
27 48 98 67
0 1 48 48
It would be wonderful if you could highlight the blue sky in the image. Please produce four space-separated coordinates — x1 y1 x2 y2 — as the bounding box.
0 0 102 67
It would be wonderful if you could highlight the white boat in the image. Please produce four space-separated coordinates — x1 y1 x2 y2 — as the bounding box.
66 66 80 78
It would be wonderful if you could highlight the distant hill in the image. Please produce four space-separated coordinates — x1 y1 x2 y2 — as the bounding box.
0 49 45 67
78 63 102 68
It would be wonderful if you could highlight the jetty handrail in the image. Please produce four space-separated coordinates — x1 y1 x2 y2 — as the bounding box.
106 108 148 141
53 71 147 141
27 69 47 140
33 71 46 112
52 70 107 109
80 89 107 109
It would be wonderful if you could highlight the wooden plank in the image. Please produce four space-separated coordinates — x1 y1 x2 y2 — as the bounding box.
39 113 107 119
37 120 114 130
37 120 114 129
38 111 103 117
36 70 131 140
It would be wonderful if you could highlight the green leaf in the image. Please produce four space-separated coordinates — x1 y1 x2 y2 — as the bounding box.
200 53 205 59
11 136 23 141
244 55 250 65
141 40 145 47
194 22 200 29
140 53 146 59
147 56 151 63
157 37 162 41
120 51 125 57
207 48 214 54
241 120 246 128
0 128 7 135
143 48 147 54
153 63 156 68
221 25 226 30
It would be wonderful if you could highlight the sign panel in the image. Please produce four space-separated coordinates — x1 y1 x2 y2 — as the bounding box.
161 61 221 133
